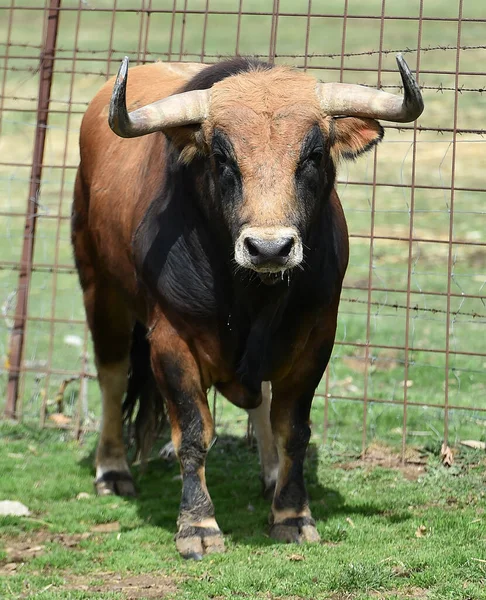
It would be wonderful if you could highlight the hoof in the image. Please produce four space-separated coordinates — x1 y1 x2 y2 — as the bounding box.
94 471 136 497
175 525 225 560
270 516 321 544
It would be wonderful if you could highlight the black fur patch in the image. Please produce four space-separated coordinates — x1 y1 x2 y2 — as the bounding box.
181 57 273 93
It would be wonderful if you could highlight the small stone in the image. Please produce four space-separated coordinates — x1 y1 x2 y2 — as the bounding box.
0 500 31 517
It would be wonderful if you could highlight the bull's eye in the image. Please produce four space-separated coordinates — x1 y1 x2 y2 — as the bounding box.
211 129 241 193
213 151 229 168
301 148 324 168
213 151 236 177
308 149 324 164
298 125 325 172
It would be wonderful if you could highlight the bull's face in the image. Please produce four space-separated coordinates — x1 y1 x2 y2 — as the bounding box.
108 56 423 285
203 68 383 283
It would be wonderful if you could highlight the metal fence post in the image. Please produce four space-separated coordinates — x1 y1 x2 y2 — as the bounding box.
4 0 62 419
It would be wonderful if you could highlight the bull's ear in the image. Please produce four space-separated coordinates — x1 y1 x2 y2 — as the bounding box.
329 117 384 161
164 126 206 164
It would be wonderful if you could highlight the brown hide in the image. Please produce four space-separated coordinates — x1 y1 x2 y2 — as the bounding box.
75 62 208 302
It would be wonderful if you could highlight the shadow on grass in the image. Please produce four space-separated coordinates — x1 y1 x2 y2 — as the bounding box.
79 433 411 548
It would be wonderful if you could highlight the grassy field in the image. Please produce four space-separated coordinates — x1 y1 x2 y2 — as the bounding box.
0 1 485 466
1 422 486 599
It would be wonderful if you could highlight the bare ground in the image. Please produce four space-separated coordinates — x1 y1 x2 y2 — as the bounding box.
0 531 179 598
335 443 428 481
60 572 178 599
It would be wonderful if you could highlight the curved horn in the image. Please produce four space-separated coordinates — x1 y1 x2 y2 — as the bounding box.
109 57 211 138
316 54 424 123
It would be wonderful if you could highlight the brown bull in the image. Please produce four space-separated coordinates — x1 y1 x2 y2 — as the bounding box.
72 55 423 559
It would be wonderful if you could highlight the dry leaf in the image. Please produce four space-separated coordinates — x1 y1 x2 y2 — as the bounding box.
460 440 486 451
90 521 120 533
288 554 305 561
346 517 356 528
415 525 427 538
441 443 454 467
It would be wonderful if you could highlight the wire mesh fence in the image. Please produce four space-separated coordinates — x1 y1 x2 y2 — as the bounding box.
0 0 485 454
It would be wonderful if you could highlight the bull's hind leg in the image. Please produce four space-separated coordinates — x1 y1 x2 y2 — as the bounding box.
150 321 224 560
73 172 134 496
95 355 133 496
247 381 279 499
87 284 134 496
81 277 134 495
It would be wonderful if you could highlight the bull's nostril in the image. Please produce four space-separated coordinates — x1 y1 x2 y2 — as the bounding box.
245 238 260 257
243 236 296 264
278 237 294 257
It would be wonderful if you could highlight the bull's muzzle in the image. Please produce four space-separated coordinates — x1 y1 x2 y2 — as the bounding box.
235 227 303 281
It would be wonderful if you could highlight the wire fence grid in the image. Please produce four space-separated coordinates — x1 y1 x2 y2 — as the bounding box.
0 0 485 456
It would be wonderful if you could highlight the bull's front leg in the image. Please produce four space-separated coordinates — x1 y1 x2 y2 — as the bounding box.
269 343 333 544
150 327 225 560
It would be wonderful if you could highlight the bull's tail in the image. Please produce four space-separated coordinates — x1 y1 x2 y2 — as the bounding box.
123 321 166 462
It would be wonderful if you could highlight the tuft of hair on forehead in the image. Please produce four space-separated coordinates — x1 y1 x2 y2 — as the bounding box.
208 65 321 120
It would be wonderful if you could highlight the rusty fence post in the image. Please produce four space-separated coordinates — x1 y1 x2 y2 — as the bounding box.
4 0 62 419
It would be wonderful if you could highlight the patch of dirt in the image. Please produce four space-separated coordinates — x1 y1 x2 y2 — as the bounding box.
62 572 178 599
370 588 429 599
335 442 428 481
331 589 428 600
0 531 91 573
1 534 179 598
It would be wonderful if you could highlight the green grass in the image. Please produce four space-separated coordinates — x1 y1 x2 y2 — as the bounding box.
1 422 486 599
0 1 485 446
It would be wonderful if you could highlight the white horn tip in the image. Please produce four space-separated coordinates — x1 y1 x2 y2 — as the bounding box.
118 56 129 82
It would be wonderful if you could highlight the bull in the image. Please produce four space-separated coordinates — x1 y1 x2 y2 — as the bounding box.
72 55 423 559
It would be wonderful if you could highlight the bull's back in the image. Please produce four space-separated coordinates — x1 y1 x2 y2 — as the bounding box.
74 62 207 292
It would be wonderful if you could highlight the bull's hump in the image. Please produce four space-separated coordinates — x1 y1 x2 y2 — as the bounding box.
154 61 208 79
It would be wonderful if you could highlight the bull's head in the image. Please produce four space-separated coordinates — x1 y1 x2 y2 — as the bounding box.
109 56 423 284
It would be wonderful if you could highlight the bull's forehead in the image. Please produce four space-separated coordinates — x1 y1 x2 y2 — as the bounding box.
204 66 323 165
